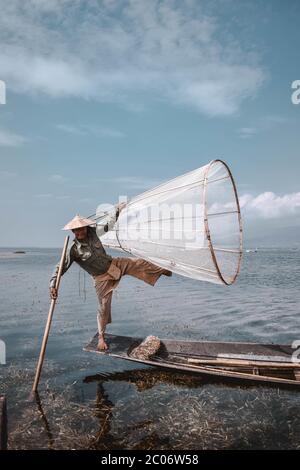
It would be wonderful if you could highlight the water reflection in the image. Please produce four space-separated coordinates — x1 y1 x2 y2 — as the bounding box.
34 392 54 449
3 363 300 450
84 369 197 450
82 368 300 450
84 368 206 390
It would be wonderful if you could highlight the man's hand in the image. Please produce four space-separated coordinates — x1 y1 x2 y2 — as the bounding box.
50 287 57 300
97 335 109 351
115 201 126 216
118 201 127 212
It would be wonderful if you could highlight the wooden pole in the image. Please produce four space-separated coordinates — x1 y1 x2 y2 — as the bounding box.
173 355 300 369
31 236 69 395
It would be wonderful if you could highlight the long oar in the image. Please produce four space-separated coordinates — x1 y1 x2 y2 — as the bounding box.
31 236 69 395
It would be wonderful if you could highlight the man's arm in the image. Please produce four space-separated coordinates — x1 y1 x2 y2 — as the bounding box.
49 246 75 299
96 202 126 238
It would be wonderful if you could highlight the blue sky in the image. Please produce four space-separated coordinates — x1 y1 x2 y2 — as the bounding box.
0 0 299 247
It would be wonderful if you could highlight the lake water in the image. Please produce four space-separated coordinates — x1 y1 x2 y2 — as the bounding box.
0 246 300 449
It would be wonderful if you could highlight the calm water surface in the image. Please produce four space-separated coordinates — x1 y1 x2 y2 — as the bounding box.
0 247 300 449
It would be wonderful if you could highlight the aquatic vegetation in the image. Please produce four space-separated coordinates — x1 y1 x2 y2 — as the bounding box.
3 364 300 450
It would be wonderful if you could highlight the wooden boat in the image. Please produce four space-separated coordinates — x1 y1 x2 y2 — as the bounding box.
84 333 300 389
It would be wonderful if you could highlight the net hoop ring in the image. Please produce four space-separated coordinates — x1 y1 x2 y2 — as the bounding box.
203 159 243 286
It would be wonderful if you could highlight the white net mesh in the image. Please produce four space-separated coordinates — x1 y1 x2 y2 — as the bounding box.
98 160 243 285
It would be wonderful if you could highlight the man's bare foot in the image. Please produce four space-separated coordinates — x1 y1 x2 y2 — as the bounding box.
97 337 109 351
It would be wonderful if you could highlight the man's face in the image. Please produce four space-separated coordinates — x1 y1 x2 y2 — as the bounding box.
72 226 88 240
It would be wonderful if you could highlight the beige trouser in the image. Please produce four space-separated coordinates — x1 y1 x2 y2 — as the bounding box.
93 257 166 336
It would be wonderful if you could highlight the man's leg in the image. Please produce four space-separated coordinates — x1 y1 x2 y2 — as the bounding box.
93 258 171 350
113 257 171 286
97 291 113 350
94 277 116 350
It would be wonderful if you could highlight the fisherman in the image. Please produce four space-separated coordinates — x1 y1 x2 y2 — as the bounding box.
50 203 172 351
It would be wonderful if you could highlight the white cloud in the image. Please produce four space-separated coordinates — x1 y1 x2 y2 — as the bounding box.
49 174 68 183
56 195 71 200
79 198 94 204
34 193 53 198
34 192 72 200
0 170 17 178
238 127 258 139
0 128 27 147
97 127 125 138
238 115 287 138
55 124 86 135
0 0 265 116
240 192 300 219
98 175 164 191
56 123 125 138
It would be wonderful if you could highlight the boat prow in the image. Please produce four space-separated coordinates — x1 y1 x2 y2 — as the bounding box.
84 333 300 389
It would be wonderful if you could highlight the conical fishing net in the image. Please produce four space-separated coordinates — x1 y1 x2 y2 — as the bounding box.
98 160 243 285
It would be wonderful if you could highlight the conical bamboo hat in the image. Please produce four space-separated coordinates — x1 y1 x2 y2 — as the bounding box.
62 214 95 230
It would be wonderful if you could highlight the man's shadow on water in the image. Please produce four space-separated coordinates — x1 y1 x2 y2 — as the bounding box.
32 368 206 450
83 368 209 449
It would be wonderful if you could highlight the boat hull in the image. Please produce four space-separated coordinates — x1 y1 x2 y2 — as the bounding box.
84 333 300 388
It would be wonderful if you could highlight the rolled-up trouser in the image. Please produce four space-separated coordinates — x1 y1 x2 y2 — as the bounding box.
93 257 167 336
